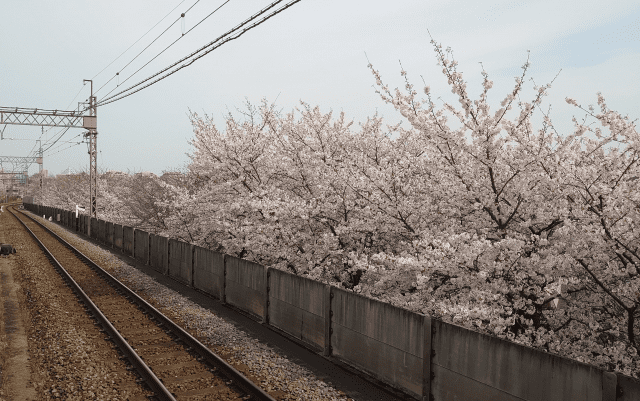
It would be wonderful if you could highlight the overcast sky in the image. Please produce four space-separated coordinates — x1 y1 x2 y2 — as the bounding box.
1 0 639 176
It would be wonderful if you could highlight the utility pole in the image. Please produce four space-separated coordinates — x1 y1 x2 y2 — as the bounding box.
1 91 96 211
37 137 43 202
83 79 97 219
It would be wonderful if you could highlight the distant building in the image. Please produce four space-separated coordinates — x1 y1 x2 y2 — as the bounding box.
160 171 184 185
58 167 77 176
134 171 157 178
105 170 129 177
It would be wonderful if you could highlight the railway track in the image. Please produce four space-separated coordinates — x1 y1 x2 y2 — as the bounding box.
9 206 277 401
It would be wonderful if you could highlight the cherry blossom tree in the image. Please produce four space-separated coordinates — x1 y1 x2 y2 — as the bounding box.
366 39 639 375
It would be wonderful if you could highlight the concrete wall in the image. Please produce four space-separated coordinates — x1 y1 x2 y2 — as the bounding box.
98 219 106 243
149 234 169 275
224 255 267 321
25 202 640 401
134 229 149 265
168 239 192 285
331 287 425 399
617 375 640 401
90 217 98 239
431 319 605 401
113 224 123 251
268 268 326 351
193 246 224 300
105 222 114 247
122 226 134 257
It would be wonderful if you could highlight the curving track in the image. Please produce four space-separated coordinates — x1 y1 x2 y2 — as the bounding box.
9 206 277 401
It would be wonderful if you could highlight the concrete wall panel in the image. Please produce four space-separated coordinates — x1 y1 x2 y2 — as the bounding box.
268 269 325 350
98 219 106 243
122 226 134 256
105 222 114 247
331 287 424 398
113 224 123 250
134 229 149 265
168 239 192 285
90 217 98 239
431 319 603 401
617 374 640 401
224 255 266 320
149 234 169 275
193 246 224 300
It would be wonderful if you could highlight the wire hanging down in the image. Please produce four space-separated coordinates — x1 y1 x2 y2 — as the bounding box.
97 0 302 107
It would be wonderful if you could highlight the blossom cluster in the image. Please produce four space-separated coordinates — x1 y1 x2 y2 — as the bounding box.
35 41 640 377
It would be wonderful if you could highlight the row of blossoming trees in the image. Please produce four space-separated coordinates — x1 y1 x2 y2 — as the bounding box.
37 41 639 377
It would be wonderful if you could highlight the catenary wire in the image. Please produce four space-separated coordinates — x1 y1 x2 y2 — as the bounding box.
98 0 298 107
45 133 85 154
25 82 88 159
98 0 281 105
46 141 86 158
95 0 202 96
42 126 73 153
98 0 231 102
91 0 189 84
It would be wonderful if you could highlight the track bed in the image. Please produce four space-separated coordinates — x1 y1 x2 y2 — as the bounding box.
10 207 275 401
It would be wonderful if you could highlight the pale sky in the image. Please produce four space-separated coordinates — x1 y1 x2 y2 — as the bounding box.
1 0 639 176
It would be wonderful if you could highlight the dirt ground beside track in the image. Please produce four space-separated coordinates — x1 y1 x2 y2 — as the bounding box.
0 208 147 400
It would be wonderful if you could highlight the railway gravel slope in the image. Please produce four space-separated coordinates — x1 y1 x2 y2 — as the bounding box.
24 212 360 401
1 207 149 400
13 210 256 400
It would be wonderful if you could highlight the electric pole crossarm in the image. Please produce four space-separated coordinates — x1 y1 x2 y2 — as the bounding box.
0 156 39 165
0 156 38 172
0 107 95 129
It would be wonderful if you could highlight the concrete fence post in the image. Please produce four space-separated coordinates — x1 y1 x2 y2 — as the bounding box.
263 266 270 325
422 315 433 401
190 244 195 287
323 284 333 356
221 255 228 305
602 371 617 401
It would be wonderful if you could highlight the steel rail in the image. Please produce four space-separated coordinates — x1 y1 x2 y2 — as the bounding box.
12 207 277 401
8 206 176 400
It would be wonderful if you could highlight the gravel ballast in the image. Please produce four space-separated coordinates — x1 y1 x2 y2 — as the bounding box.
1 209 150 400
34 214 356 401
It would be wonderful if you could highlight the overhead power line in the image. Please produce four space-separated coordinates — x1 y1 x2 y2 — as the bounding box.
42 126 73 153
46 140 86 158
24 82 88 159
95 0 204 97
97 0 229 100
92 0 190 84
97 0 302 107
